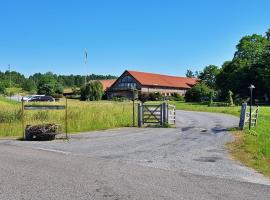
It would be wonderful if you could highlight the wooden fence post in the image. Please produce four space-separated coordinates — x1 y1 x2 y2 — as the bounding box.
162 102 167 125
21 98 25 140
239 103 247 130
138 103 142 127
160 103 163 126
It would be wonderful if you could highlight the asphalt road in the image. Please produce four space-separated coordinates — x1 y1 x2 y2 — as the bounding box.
0 110 270 199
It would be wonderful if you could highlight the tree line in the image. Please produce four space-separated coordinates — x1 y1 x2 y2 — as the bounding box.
0 71 117 96
185 28 270 104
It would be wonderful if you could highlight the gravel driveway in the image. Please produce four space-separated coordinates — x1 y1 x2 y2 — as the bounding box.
1 110 270 199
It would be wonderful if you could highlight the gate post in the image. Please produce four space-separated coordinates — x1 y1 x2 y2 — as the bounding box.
160 103 163 126
162 102 167 125
239 103 247 130
138 103 142 127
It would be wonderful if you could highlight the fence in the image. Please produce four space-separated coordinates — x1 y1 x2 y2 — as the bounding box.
239 103 259 130
137 102 176 127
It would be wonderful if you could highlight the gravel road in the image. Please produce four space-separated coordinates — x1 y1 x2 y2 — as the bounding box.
0 110 269 199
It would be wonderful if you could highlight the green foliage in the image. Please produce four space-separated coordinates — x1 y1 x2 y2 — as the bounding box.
0 70 116 95
112 96 128 102
186 69 195 78
138 93 149 103
185 83 213 102
185 69 199 78
22 79 37 92
5 87 22 96
170 93 184 101
37 83 55 95
226 90 234 106
216 31 270 101
80 81 104 101
36 72 64 95
198 65 220 89
0 83 5 94
148 92 164 101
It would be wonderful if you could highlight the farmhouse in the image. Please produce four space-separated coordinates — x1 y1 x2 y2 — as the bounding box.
107 70 197 99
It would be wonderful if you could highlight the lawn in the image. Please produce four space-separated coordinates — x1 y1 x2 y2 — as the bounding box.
171 101 270 176
0 96 135 137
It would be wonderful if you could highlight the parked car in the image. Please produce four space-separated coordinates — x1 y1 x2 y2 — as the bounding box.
27 96 55 102
22 95 45 102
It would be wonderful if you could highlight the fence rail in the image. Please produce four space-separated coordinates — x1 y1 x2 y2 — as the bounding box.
138 102 176 127
239 103 259 130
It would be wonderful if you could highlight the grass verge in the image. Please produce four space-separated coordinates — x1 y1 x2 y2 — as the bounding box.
0 98 136 137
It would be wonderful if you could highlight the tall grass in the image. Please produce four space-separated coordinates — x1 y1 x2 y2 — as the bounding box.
0 97 135 137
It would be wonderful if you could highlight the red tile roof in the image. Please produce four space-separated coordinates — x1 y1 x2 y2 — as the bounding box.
127 70 197 89
98 79 117 91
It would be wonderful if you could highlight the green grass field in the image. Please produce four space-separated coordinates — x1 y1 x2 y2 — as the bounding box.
0 97 134 137
171 101 270 176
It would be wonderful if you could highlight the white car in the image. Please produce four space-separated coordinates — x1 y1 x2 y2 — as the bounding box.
22 95 45 102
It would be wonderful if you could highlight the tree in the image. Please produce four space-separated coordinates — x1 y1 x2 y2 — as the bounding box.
0 83 5 94
186 69 199 78
185 83 213 102
198 65 220 89
216 31 270 100
37 84 55 96
186 70 195 78
266 29 270 41
233 34 269 65
80 81 103 101
22 79 37 92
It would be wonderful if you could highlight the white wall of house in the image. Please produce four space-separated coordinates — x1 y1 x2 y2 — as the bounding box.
141 87 187 96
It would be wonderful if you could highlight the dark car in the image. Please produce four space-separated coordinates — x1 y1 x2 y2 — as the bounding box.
28 96 55 102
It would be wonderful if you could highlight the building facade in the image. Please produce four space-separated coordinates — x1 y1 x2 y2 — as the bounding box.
107 70 197 99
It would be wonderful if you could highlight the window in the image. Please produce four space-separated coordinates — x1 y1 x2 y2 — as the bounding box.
115 75 137 89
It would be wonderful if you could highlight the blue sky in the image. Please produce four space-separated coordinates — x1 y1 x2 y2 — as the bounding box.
0 0 270 77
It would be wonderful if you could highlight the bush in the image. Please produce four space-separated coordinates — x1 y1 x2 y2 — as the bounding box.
226 90 234 106
0 83 6 94
170 93 184 101
148 92 164 101
112 96 128 102
185 83 213 102
37 83 54 96
80 81 104 101
138 93 149 103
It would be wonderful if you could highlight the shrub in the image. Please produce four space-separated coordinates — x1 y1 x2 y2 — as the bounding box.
170 93 184 101
138 93 149 103
80 81 104 101
0 83 6 94
112 96 128 102
185 83 213 102
226 90 234 106
148 92 164 101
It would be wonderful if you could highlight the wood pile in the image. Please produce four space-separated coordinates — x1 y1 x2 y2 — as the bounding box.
25 123 59 141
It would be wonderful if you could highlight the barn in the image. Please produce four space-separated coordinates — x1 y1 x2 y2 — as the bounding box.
106 70 197 99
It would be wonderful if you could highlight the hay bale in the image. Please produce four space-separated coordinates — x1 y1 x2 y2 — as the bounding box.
25 123 59 141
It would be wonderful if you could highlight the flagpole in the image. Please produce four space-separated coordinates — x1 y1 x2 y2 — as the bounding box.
84 49 88 85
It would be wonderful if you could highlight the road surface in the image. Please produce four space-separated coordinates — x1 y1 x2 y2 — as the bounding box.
0 110 269 199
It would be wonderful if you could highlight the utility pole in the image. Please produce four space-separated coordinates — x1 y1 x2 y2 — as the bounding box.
8 64 11 101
